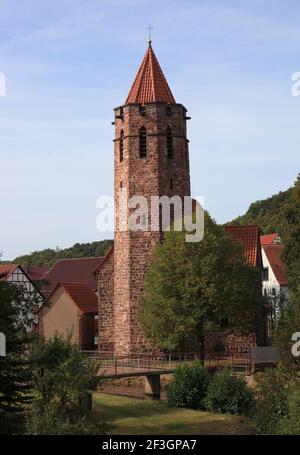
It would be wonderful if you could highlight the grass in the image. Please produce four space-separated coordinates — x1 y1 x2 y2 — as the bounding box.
92 393 256 435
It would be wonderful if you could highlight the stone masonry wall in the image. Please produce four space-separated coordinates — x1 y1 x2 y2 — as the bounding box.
97 247 115 353
113 102 191 355
204 331 256 359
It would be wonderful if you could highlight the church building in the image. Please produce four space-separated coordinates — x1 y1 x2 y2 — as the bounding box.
96 39 191 355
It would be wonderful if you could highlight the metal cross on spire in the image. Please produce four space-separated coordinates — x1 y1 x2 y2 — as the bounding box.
147 24 154 46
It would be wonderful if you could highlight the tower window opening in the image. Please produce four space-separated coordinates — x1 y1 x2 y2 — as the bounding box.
119 130 124 162
170 178 173 190
167 127 173 159
139 126 147 158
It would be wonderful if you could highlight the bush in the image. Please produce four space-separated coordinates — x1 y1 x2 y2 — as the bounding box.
27 335 107 435
27 401 108 435
204 369 255 416
167 361 210 410
277 380 300 435
254 368 290 434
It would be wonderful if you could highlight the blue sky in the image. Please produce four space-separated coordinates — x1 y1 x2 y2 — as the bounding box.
0 0 299 260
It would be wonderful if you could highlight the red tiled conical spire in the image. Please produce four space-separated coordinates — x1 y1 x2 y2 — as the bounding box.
126 43 175 104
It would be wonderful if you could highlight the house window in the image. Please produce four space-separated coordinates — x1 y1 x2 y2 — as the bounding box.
166 127 173 159
139 126 147 158
119 130 124 162
262 267 269 281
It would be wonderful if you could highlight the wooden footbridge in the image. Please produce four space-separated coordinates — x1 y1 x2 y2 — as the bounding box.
81 347 280 398
82 352 198 397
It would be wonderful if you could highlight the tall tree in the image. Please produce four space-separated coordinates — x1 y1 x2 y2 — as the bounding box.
274 175 300 362
281 174 300 292
0 282 40 433
139 212 264 352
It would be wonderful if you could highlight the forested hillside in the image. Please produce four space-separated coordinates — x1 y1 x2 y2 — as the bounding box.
10 240 113 269
228 186 293 234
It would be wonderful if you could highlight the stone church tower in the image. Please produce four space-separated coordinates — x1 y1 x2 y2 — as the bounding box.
97 40 191 355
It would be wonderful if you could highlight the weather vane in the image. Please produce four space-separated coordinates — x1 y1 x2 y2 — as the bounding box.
147 24 154 45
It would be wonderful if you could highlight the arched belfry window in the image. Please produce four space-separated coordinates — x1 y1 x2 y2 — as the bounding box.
119 130 124 162
139 126 147 158
166 127 173 159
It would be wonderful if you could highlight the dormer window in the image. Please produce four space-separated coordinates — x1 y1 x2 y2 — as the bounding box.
166 127 173 159
139 126 147 158
119 130 124 162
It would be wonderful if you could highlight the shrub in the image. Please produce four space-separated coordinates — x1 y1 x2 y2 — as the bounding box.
27 401 108 435
254 368 291 434
277 381 300 435
167 361 210 410
204 369 255 416
27 335 107 435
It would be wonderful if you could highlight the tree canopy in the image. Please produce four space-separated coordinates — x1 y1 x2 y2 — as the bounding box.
229 183 293 235
139 212 264 352
4 240 113 269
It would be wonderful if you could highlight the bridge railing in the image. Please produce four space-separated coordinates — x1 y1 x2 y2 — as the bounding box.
79 351 198 376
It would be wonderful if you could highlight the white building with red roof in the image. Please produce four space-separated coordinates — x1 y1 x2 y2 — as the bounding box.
0 264 45 329
260 234 289 337
0 264 44 299
261 234 289 300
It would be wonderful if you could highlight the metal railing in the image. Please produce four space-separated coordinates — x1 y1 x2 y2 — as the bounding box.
80 351 198 376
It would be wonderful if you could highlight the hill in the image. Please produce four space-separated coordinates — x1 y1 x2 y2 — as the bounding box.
228 186 293 234
10 239 113 270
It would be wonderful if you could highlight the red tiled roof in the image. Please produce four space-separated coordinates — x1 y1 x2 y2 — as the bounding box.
126 44 175 105
47 282 98 314
24 266 48 282
0 264 18 280
41 257 103 297
225 226 261 267
262 244 288 286
260 233 280 245
94 245 114 274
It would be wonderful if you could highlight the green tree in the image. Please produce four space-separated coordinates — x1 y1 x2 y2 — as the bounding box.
167 361 210 410
27 335 106 435
254 368 290 434
274 175 300 363
0 281 40 434
229 186 292 234
139 212 264 352
281 174 300 291
203 369 255 416
30 335 98 410
12 240 113 269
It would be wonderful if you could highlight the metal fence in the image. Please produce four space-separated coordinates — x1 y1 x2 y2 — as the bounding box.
80 351 198 376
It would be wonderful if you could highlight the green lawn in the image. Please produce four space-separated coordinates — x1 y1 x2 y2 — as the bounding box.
93 393 256 435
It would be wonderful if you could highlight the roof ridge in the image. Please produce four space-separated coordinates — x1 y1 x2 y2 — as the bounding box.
56 256 104 262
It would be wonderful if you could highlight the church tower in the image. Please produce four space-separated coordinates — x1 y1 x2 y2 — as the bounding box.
99 40 191 355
